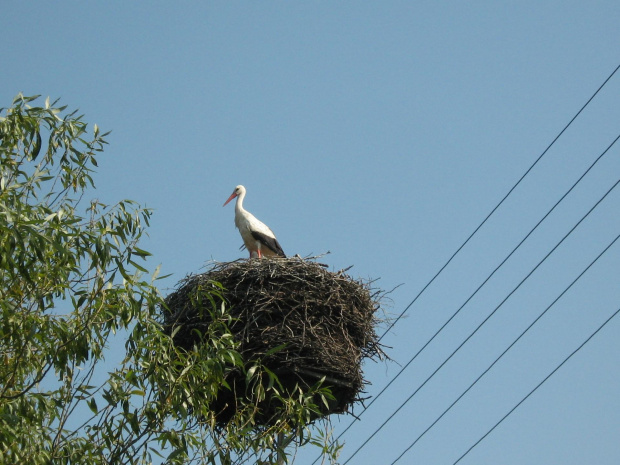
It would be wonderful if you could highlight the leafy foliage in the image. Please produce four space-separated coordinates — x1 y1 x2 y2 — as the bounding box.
0 94 341 464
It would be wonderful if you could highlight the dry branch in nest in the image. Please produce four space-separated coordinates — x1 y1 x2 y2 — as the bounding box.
161 257 385 427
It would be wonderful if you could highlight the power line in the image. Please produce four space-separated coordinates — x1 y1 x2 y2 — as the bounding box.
452 305 620 465
318 133 620 460
390 229 620 464
377 61 620 345
340 177 620 464
310 60 620 465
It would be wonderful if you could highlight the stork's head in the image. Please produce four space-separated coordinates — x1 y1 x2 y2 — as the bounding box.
223 185 246 206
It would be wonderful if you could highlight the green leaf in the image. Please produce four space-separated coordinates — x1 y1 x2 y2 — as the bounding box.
87 398 98 414
264 343 287 357
31 130 42 160
167 448 186 462
246 365 259 384
132 246 152 258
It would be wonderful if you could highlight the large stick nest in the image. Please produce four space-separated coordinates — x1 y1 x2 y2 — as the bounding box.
161 257 384 427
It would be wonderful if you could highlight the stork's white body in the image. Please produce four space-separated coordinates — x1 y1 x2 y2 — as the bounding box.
223 185 285 258
234 204 282 258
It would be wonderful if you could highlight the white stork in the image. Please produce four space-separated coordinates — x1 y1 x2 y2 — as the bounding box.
223 185 286 258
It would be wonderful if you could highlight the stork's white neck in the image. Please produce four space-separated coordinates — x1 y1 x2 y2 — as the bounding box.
235 188 247 215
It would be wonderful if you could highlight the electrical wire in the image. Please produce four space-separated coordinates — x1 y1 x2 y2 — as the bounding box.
377 62 620 345
452 305 620 465
390 229 620 464
309 60 620 465
314 133 620 464
340 177 620 464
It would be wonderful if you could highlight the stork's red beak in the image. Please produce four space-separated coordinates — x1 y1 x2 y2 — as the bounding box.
223 192 237 206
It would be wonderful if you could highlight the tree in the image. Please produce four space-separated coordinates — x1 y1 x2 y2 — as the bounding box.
0 94 340 464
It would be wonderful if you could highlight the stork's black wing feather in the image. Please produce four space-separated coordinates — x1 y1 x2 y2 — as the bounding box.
251 230 286 257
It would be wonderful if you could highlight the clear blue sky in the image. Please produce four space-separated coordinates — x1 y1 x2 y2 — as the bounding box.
3 2 620 464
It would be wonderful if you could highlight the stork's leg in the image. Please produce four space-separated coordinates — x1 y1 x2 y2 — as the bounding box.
257 249 262 258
